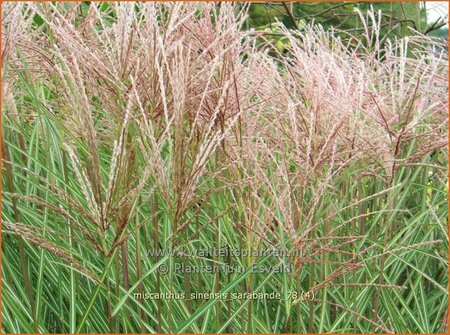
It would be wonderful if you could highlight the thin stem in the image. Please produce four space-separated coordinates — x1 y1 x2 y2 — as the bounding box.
2 141 37 332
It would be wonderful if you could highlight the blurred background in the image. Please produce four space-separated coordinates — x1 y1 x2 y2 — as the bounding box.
244 1 448 38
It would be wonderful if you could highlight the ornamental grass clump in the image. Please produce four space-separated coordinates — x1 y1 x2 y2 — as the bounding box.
2 2 448 334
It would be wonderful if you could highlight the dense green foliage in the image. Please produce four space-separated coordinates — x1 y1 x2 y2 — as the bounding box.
247 2 441 37
1 2 448 334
